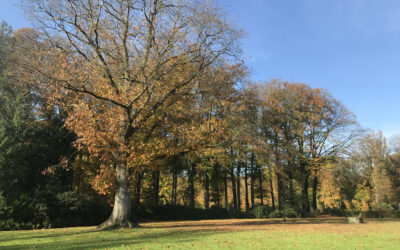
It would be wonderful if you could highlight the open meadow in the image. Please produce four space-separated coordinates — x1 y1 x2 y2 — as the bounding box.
1 217 400 249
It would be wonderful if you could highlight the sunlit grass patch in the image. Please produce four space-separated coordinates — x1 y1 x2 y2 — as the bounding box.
1 218 400 249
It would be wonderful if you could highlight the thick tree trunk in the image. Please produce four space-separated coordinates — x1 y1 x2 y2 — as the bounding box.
204 172 210 209
224 170 228 209
230 167 237 211
258 165 264 205
172 170 178 206
244 162 249 210
236 162 241 211
152 170 160 206
98 162 137 230
312 175 318 210
189 164 196 209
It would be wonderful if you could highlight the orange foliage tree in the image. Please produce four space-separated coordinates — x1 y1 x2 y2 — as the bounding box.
259 80 358 215
20 0 243 229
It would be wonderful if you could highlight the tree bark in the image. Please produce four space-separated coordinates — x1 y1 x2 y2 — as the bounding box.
244 162 249 211
258 165 264 205
98 162 137 230
152 170 160 206
204 172 210 209
224 169 228 209
172 169 178 206
269 177 275 209
301 170 311 217
288 170 295 206
274 141 284 209
312 175 318 210
213 165 220 207
230 166 237 211
189 164 196 209
236 162 241 211
250 153 255 208
134 171 143 210
72 152 83 191
277 173 284 209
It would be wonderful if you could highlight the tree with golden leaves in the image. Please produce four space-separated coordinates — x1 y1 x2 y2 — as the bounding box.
260 80 358 215
20 0 243 229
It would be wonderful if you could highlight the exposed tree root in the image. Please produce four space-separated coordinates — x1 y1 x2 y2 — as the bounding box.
97 217 140 230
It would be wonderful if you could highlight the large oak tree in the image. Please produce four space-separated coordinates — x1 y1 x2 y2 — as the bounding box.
21 0 242 229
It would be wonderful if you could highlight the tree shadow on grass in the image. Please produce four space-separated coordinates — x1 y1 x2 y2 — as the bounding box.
147 217 349 229
0 228 226 250
0 229 95 243
3 217 387 249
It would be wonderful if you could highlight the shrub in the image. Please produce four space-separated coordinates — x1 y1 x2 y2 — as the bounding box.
48 191 112 227
267 208 300 218
373 203 394 218
245 205 273 219
143 204 229 221
0 193 51 230
0 193 15 230
283 207 300 218
208 205 230 219
268 209 283 218
323 207 345 216
345 205 400 218
0 190 111 230
226 203 244 218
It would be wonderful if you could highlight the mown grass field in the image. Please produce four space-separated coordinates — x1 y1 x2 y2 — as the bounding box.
1 217 400 249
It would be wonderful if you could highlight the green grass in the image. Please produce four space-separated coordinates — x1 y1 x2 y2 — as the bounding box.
1 218 400 249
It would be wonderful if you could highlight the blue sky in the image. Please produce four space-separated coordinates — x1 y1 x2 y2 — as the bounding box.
218 0 400 139
1 0 399 138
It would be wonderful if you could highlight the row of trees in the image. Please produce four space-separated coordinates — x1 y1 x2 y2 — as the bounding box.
1 0 399 229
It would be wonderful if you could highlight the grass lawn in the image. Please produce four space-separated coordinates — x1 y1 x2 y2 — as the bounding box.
1 217 400 249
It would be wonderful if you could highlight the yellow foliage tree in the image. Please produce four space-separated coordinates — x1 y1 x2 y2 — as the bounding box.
20 0 243 229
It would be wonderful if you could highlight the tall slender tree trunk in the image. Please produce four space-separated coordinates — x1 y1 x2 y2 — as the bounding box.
274 142 284 209
204 172 210 209
269 177 275 209
73 152 83 191
244 162 249 210
230 167 237 211
98 161 136 229
224 170 228 209
214 165 220 207
172 170 178 206
236 162 241 211
301 169 311 217
277 173 284 209
189 164 196 209
134 171 143 210
312 175 318 210
288 170 295 206
250 153 255 208
258 165 264 205
215 182 220 207
152 170 160 206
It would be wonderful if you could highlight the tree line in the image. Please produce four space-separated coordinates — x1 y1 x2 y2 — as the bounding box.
1 0 400 230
